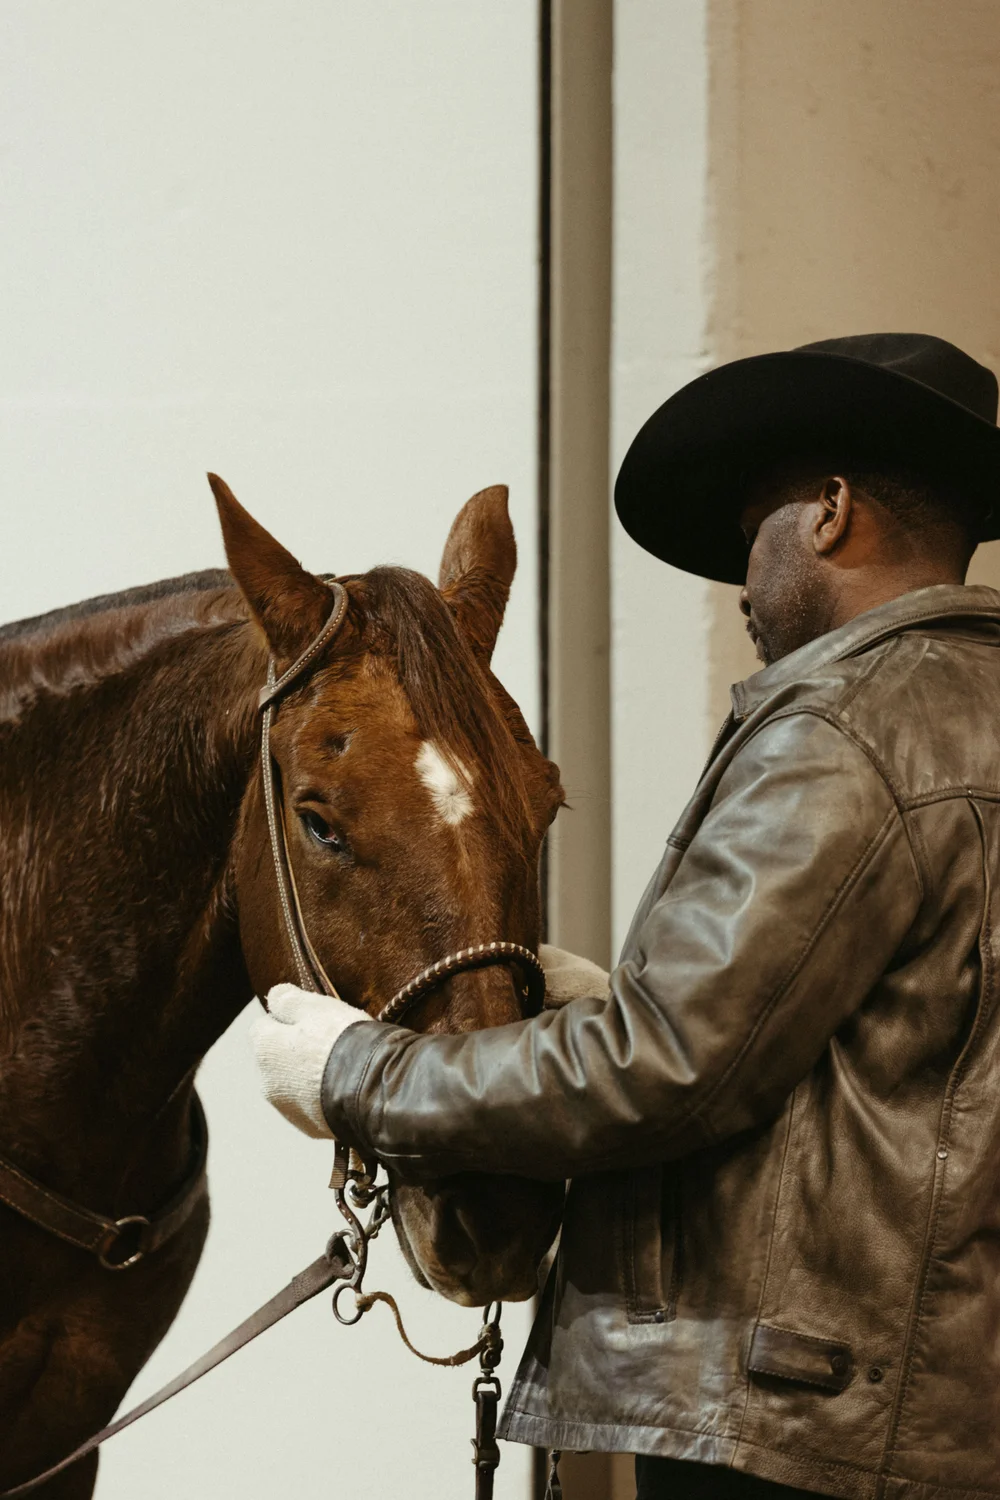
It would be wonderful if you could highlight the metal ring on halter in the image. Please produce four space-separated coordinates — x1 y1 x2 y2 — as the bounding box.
332 1280 367 1326
97 1214 152 1272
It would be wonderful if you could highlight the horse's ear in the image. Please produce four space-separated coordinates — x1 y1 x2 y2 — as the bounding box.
438 485 516 663
208 473 333 657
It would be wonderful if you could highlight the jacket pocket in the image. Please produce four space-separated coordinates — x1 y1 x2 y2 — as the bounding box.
620 1164 682 1324
747 1323 854 1392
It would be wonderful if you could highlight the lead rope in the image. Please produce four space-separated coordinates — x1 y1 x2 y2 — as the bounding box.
326 1139 505 1498
1 1160 506 1499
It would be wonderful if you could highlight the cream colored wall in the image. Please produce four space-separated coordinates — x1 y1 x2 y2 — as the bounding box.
0 6 539 1498
611 0 716 954
706 0 1000 717
546 0 613 971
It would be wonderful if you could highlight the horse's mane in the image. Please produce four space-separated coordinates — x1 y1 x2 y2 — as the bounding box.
0 569 233 642
1 563 534 842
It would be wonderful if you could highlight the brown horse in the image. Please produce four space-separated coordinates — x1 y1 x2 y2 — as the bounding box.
0 479 565 1497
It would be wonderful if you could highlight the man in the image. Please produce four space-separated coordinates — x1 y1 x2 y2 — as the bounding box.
252 334 1000 1499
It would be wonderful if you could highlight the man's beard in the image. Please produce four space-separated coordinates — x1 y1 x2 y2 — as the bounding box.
754 576 823 663
750 519 827 664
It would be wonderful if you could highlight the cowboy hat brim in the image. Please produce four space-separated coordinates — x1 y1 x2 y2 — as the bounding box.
614 349 1000 585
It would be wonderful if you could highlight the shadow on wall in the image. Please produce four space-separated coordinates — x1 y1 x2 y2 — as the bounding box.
703 0 1000 724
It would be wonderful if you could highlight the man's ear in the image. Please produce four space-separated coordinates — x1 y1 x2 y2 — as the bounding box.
438 485 516 662
813 476 852 557
208 473 334 657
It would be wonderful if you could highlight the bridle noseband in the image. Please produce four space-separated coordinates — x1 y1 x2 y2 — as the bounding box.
256 579 545 1026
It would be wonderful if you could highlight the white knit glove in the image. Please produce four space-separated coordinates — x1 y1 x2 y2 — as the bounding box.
249 984 366 1138
540 944 610 1008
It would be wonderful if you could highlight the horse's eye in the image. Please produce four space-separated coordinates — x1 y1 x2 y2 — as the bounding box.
300 810 348 854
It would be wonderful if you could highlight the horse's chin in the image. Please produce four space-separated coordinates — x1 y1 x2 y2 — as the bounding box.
390 1174 564 1308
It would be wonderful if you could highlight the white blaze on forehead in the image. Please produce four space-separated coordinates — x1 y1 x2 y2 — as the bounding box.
415 741 474 826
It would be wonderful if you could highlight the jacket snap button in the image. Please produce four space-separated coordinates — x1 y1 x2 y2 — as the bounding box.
653 1309 665 1324
868 1366 884 1383
830 1353 848 1376
937 1148 948 1160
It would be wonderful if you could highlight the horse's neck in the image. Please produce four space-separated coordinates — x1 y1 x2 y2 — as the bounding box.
0 589 264 1200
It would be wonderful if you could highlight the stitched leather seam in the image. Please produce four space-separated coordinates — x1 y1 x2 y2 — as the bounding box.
878 1464 1000 1500
746 1366 846 1392
0 1162 107 1221
781 709 927 907
503 1410 885 1483
832 631 903 717
688 805 899 1142
901 807 933 910
0 1195 100 1246
733 1102 795 1451
754 708 905 812
752 1323 850 1349
501 1406 737 1443
732 1433 902 1483
904 786 1000 808
619 1164 675 1323
877 797 994 1488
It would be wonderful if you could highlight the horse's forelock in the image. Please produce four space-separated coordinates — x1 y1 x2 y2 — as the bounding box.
349 567 534 848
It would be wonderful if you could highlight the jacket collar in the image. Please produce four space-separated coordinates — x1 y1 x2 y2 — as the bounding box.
731 583 1000 721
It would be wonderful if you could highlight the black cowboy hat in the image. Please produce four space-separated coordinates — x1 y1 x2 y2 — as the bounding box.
614 332 1000 585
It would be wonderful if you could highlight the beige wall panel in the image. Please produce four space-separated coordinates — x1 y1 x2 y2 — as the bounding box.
547 0 613 969
706 0 1000 716
611 0 716 953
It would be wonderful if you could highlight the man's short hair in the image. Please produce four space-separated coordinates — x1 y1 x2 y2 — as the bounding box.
843 464 977 540
765 450 983 555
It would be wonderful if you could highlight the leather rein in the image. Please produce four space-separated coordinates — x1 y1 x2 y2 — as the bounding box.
1 578 544 1499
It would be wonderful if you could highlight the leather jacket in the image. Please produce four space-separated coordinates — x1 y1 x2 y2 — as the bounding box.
324 584 1000 1500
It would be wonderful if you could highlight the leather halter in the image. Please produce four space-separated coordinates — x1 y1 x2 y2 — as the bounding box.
257 579 545 1023
0 1093 207 1271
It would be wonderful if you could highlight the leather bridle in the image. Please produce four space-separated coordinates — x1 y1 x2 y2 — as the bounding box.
257 577 546 1026
0 1094 207 1272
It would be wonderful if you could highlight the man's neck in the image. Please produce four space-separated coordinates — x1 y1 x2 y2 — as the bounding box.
823 564 967 636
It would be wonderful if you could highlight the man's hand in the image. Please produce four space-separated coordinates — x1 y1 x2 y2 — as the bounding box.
250 953 608 1138
249 984 366 1138
540 944 610 1008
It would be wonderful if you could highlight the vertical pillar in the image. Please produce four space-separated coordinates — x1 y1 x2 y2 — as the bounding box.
542 0 613 971
610 0 717 957
538 3 620 1496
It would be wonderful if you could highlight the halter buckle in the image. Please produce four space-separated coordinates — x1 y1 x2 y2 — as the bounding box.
97 1214 151 1271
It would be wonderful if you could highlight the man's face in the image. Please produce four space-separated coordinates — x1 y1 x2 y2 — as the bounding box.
739 474 831 665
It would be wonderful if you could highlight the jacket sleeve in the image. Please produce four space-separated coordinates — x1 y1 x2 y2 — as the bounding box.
322 712 923 1181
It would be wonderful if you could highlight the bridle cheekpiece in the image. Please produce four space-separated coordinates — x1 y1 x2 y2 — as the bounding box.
256 578 545 1026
